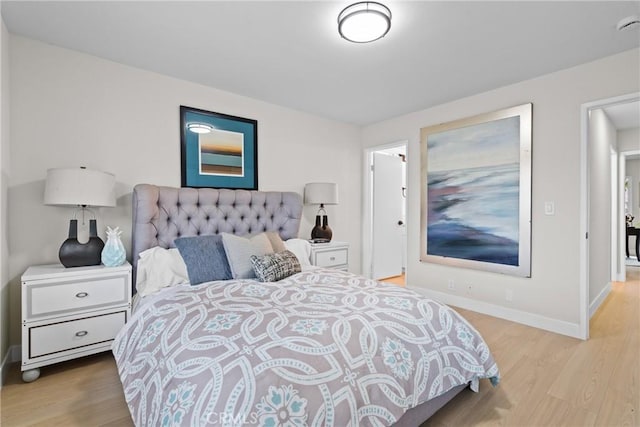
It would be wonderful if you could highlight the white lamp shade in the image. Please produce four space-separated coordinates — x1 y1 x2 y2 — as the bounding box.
304 183 339 205
44 167 116 207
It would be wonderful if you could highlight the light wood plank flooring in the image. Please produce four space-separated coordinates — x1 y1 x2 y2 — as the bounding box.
380 274 406 286
1 269 637 426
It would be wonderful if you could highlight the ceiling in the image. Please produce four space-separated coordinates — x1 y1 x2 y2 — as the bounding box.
2 1 639 125
603 100 640 130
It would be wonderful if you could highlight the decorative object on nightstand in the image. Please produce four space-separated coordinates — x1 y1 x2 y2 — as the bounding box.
101 226 126 267
309 241 349 271
44 167 116 268
20 262 132 382
304 182 339 242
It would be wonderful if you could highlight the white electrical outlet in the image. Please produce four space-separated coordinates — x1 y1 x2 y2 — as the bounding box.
505 289 513 302
544 201 555 215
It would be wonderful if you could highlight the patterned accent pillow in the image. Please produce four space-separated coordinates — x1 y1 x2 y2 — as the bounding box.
250 250 302 282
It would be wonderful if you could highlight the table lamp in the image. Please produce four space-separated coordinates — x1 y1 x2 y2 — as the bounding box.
304 182 339 241
44 167 116 267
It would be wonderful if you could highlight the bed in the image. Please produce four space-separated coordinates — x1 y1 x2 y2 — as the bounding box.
113 184 499 426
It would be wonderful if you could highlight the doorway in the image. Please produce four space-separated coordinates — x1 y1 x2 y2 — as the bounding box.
362 141 408 281
620 150 640 271
580 92 640 339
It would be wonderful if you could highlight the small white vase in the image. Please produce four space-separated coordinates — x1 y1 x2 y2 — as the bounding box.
101 226 126 267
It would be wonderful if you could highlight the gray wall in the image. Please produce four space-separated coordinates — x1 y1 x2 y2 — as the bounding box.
6 35 362 347
621 128 640 236
620 128 640 257
627 157 640 233
362 48 640 337
0 18 10 378
2 31 639 357
618 128 640 153
588 108 615 306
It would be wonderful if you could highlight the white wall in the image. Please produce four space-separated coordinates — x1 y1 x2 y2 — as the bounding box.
620 128 640 231
626 156 640 231
618 128 639 153
625 159 640 227
0 18 10 382
362 48 640 337
625 159 640 256
588 109 615 308
7 36 362 347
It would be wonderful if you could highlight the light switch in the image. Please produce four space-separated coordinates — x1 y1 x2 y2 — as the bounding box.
544 201 555 215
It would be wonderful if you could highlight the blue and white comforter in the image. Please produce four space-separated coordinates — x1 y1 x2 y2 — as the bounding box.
113 268 499 426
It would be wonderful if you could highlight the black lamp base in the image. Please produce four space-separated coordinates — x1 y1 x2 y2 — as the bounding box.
311 215 333 241
59 219 105 268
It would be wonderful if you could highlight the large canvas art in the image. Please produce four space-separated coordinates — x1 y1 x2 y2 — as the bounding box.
420 103 532 277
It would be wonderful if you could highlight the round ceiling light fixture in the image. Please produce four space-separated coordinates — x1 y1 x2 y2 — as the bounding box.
338 2 392 43
187 123 213 134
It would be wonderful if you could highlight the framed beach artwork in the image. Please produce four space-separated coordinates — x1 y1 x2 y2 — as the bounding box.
180 106 258 189
420 103 532 277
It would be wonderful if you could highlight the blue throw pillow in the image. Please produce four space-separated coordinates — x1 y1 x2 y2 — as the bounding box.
174 235 232 285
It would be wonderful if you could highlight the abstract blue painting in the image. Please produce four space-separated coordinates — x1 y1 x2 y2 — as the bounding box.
420 104 532 277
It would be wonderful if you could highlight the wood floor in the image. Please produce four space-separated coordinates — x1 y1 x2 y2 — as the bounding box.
1 269 637 426
380 274 406 286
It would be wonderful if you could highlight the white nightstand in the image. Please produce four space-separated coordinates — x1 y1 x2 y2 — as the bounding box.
21 262 132 382
309 241 349 271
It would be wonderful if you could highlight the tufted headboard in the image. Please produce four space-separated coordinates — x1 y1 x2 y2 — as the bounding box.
131 184 303 273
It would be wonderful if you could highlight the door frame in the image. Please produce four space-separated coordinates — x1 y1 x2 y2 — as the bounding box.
618 148 640 279
362 140 408 278
611 146 620 283
580 91 639 340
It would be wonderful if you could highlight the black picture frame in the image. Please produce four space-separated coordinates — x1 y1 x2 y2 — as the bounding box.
180 106 258 189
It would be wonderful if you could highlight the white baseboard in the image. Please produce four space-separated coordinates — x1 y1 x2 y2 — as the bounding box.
411 287 582 339
589 282 612 318
1 345 21 387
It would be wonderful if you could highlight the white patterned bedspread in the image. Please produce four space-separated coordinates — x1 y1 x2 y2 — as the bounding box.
113 269 499 427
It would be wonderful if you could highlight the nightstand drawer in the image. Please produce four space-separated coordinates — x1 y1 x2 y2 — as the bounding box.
26 274 128 319
29 311 126 358
21 263 132 381
314 248 348 268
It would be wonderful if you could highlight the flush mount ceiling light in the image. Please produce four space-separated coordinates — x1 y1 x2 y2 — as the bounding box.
338 1 391 43
187 123 213 134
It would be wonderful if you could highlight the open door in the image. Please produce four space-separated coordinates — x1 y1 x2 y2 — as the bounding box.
372 152 404 279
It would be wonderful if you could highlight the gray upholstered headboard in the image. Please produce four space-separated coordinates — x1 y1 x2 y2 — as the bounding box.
131 184 303 272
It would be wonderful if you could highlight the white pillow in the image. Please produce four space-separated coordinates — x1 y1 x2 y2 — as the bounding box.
136 247 190 296
221 233 274 279
284 239 312 267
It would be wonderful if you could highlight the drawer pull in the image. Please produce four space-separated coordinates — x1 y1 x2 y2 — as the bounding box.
330 257 336 261
75 330 88 337
75 292 89 298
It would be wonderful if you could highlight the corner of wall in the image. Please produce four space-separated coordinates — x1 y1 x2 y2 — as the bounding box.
0 345 21 387
0 16 11 372
589 282 612 318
